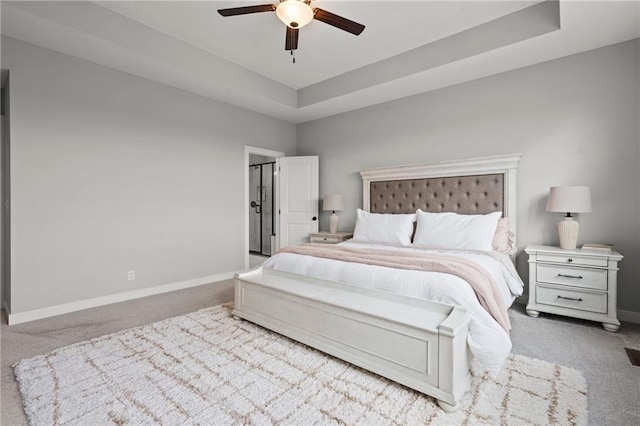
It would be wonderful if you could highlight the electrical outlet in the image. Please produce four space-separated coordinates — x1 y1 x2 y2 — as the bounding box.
128 270 135 281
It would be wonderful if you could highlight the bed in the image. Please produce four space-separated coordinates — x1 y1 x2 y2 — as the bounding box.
233 154 523 411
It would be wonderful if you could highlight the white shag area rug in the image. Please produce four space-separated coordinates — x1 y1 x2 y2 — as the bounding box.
14 304 587 425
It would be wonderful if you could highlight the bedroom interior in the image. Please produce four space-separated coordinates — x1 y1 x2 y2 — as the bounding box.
1 0 639 425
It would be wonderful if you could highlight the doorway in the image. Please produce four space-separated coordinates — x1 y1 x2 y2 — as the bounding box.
243 148 319 270
244 146 284 270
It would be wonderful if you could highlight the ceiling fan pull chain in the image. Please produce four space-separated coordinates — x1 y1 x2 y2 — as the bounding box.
291 50 296 64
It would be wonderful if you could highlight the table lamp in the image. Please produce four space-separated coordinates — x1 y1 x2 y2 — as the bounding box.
323 194 344 234
546 186 592 249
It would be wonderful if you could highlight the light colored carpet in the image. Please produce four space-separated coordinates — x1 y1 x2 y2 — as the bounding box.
14 303 587 425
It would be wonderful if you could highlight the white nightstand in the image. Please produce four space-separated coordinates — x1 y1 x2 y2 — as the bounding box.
309 231 353 244
525 245 623 332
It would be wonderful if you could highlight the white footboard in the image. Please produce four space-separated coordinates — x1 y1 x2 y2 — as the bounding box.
233 267 472 411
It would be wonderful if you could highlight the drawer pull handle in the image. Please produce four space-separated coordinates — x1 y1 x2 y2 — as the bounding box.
557 295 583 302
557 273 583 279
567 258 573 263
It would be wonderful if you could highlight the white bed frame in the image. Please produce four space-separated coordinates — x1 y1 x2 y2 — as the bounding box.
233 154 521 411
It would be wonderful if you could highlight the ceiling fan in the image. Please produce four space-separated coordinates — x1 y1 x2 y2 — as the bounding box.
218 0 365 60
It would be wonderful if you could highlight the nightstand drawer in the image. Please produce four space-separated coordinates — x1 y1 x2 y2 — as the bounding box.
310 235 341 244
537 286 607 314
536 253 608 268
537 264 607 290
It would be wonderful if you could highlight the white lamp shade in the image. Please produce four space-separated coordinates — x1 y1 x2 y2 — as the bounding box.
547 186 592 214
323 194 344 211
276 0 314 29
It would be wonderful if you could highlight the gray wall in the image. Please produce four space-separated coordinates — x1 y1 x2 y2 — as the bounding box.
2 37 296 314
298 39 640 315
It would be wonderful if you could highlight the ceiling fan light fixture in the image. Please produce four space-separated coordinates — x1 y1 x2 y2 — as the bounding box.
276 0 313 29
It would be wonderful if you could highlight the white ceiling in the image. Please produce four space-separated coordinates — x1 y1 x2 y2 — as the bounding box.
97 0 539 89
2 1 639 123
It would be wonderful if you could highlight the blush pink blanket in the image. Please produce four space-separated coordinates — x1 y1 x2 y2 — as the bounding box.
279 243 511 331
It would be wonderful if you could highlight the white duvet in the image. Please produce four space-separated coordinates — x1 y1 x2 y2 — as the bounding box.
263 241 524 375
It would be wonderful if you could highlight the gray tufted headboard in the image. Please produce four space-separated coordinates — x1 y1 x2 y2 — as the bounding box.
360 154 522 231
369 174 504 215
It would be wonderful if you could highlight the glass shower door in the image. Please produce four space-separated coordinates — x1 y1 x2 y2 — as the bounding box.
249 162 274 256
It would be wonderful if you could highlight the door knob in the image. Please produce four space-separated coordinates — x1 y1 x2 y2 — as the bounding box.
312 216 317 221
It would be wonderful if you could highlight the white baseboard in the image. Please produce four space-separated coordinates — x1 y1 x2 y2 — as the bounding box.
618 309 640 325
8 278 640 326
7 271 238 325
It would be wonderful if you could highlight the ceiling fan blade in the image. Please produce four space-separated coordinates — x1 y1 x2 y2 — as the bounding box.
313 8 365 35
285 26 299 51
218 4 275 17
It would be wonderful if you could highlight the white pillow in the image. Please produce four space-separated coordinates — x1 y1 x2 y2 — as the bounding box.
413 210 502 251
352 209 415 246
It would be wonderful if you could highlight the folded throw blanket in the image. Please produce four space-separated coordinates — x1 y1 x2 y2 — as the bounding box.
278 244 511 331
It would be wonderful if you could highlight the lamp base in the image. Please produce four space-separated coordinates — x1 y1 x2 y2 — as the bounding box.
558 217 580 249
329 213 339 234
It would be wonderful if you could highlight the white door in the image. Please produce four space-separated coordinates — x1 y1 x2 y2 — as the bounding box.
278 156 319 248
